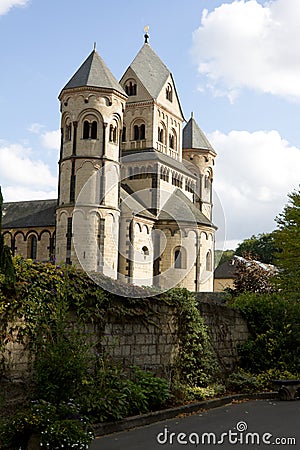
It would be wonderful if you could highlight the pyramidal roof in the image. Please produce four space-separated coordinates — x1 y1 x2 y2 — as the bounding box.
183 115 215 153
61 49 125 96
128 43 171 99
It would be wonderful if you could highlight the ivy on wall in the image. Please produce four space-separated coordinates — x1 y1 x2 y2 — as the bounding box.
0 257 218 388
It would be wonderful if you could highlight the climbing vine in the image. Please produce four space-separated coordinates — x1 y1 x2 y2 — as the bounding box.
0 256 218 389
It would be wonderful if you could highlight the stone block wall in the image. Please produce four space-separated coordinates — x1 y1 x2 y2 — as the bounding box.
197 298 249 372
2 296 249 383
99 304 179 378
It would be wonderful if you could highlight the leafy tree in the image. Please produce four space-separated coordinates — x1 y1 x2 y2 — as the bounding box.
273 187 300 294
231 292 300 373
0 187 15 289
232 257 276 295
235 232 277 264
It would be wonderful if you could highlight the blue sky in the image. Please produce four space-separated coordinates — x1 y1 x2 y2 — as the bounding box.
0 0 299 250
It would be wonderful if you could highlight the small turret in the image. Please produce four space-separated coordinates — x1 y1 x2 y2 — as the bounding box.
182 114 216 220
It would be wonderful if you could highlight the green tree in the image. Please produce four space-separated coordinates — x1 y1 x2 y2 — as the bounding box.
273 187 300 294
235 232 277 264
0 187 15 289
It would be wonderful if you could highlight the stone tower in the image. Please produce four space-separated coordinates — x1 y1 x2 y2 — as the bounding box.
182 114 217 221
56 49 127 278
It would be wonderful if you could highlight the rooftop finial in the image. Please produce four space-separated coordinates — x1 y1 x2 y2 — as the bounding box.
93 42 97 51
144 25 150 44
191 111 194 118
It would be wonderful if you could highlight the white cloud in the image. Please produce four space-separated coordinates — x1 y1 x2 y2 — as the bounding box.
210 129 300 245
192 0 300 101
41 129 60 150
3 186 57 202
0 0 29 16
28 123 44 134
0 143 57 201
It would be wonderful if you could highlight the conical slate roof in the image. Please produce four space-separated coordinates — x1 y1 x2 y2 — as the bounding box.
183 116 215 152
62 50 125 96
129 43 170 99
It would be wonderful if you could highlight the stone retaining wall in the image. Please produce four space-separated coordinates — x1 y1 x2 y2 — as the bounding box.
2 295 249 382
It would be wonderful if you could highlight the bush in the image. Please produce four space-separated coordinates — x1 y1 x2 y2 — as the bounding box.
79 362 170 422
34 331 92 404
226 369 260 393
40 419 94 450
0 400 93 450
187 384 226 401
230 292 300 373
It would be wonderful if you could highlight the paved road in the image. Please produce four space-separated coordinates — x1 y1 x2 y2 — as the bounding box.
89 399 300 449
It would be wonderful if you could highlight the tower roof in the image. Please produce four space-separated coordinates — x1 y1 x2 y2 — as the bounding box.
183 115 215 153
128 43 171 99
61 49 126 96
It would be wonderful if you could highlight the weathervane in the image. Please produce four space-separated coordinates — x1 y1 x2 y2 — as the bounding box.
144 25 150 44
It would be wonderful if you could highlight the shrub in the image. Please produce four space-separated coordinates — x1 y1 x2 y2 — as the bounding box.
130 366 170 411
0 400 93 450
79 362 170 422
230 292 300 373
40 419 94 450
226 369 260 393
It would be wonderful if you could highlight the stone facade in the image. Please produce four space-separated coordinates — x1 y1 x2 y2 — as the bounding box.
2 35 218 293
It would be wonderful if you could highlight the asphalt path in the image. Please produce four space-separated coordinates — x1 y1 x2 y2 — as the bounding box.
89 399 300 449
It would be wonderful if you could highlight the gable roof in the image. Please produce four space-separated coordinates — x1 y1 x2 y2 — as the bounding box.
2 199 56 229
158 189 216 227
120 186 155 220
183 116 216 153
127 43 170 99
61 50 126 96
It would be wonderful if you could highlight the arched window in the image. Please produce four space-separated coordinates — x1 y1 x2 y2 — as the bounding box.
122 127 126 142
174 247 186 269
133 123 146 141
83 121 90 139
125 80 137 96
174 249 182 269
109 125 114 142
158 127 164 143
91 121 97 139
142 246 149 257
27 235 37 260
204 175 209 189
206 250 212 271
83 120 98 139
166 84 173 102
169 134 174 149
134 125 139 140
65 124 71 141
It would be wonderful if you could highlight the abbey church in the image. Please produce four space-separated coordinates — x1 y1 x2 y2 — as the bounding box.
2 33 217 292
